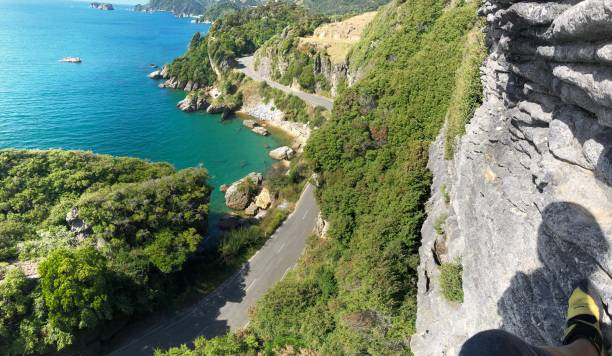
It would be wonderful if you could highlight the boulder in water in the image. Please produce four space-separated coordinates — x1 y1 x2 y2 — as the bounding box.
269 146 295 160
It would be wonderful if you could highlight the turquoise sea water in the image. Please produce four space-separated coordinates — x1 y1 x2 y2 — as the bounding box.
0 0 283 221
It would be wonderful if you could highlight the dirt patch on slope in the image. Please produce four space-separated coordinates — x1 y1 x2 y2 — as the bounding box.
299 11 377 64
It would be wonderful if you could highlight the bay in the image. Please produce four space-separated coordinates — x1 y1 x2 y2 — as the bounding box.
0 0 284 222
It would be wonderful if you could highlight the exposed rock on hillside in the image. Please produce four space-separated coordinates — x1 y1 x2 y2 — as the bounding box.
66 207 91 241
238 99 310 147
255 187 272 209
251 126 269 136
177 91 210 112
224 172 263 210
412 0 612 355
269 146 295 160
254 11 374 97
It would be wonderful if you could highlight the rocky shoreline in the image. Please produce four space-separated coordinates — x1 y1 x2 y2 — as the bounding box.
147 65 305 221
148 66 311 147
90 2 114 10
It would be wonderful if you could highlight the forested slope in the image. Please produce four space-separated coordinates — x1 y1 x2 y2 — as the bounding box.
134 0 390 17
158 0 484 353
134 0 261 17
0 150 211 354
166 2 325 87
298 0 389 15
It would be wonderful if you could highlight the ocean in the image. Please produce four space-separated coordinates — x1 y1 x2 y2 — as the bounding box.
0 0 284 220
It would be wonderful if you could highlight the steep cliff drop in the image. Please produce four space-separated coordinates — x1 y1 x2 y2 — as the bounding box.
412 0 612 355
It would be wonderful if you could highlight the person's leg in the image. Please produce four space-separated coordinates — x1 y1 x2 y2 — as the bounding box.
460 280 604 356
459 329 552 356
542 339 597 356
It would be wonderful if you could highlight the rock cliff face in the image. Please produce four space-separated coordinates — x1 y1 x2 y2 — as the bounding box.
412 0 612 355
254 44 357 98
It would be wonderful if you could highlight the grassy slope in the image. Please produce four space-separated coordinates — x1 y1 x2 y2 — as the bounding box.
250 0 483 353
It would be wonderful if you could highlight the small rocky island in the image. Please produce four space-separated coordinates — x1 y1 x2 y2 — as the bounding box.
90 2 114 10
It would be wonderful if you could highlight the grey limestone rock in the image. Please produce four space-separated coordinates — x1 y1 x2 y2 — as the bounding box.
412 0 612 355
546 0 612 43
66 207 91 241
223 172 264 211
269 146 295 160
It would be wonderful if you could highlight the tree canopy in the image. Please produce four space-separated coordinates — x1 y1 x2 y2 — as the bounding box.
0 149 211 353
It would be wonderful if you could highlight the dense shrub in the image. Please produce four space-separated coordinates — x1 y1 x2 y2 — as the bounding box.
250 0 481 352
168 3 324 86
257 81 327 124
0 150 211 353
218 226 263 261
439 262 464 303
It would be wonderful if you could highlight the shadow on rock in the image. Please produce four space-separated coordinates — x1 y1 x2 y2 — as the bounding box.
497 202 610 347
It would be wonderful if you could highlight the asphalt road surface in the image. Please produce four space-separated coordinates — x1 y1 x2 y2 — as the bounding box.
107 184 319 355
236 56 334 111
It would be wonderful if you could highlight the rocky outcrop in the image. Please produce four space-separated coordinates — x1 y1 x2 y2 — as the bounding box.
90 2 114 10
177 91 210 112
159 73 203 92
242 119 257 129
412 1 612 355
245 202 259 216
224 172 264 210
159 77 185 89
315 212 329 239
269 146 295 160
238 101 311 148
251 126 269 136
255 187 272 209
66 207 91 241
148 70 163 79
255 46 355 98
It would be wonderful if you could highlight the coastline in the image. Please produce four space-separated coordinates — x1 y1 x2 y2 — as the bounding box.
236 99 310 150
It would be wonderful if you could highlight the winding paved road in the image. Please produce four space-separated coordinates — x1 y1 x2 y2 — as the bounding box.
236 56 334 111
107 184 319 355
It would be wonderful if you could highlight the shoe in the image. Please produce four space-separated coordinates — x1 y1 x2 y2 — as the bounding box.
562 279 604 356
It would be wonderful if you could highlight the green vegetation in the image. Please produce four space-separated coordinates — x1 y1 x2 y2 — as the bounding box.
160 0 484 353
200 3 240 22
301 0 390 15
255 19 332 95
433 214 448 235
250 0 481 353
168 3 324 86
257 81 327 125
136 0 390 18
0 149 211 353
444 27 486 159
439 262 463 303
441 183 450 206
155 331 263 356
134 0 260 17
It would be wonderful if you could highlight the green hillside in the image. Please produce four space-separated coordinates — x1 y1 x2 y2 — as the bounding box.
135 0 391 18
0 150 211 354
157 0 484 353
167 2 325 86
300 0 390 15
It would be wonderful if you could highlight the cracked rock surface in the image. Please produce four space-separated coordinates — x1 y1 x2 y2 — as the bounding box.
411 0 612 354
